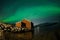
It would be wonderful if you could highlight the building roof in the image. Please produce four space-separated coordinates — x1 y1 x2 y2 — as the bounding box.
22 19 31 22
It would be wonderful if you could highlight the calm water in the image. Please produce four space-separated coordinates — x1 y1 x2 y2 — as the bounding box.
0 27 60 40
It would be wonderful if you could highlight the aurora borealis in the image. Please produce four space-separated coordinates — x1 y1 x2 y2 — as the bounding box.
0 0 60 25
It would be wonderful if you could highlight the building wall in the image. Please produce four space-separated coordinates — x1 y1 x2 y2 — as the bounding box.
22 19 31 30
16 22 21 28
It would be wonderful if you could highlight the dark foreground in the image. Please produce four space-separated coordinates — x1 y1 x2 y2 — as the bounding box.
0 23 60 40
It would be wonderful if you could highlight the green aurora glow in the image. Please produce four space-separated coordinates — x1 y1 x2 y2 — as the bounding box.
2 6 60 22
0 0 60 23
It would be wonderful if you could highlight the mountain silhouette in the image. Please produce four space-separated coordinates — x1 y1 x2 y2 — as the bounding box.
34 22 60 31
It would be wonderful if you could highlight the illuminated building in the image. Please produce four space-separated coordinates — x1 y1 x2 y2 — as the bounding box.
15 19 34 30
16 22 21 28
21 19 31 30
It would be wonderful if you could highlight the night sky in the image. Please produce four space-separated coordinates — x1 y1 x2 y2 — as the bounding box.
0 0 60 25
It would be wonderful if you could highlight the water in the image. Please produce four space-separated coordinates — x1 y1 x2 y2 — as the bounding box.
0 27 60 40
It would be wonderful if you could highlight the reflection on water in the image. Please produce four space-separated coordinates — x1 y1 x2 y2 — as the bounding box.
0 31 33 40
0 27 60 40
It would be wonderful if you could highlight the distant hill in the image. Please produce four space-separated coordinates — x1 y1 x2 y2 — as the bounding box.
34 22 60 31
